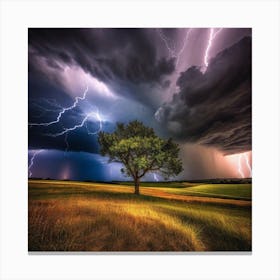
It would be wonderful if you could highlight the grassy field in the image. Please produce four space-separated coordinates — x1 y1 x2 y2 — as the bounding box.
121 182 252 200
28 180 252 252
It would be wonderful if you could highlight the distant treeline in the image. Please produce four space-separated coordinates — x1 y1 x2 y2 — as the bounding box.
184 178 252 184
29 177 252 184
113 178 252 184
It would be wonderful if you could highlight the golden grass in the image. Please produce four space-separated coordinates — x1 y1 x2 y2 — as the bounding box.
154 203 251 250
29 180 251 207
28 180 251 251
140 187 251 206
29 198 205 251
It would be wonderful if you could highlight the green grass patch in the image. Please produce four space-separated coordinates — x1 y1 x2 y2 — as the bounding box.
119 181 192 188
159 183 251 200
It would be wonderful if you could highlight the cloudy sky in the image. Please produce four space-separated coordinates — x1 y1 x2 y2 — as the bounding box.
28 28 252 181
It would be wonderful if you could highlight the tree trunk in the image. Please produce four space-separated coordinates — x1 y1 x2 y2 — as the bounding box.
134 177 140 195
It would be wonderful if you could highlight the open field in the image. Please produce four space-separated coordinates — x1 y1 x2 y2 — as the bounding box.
121 182 252 200
29 180 252 252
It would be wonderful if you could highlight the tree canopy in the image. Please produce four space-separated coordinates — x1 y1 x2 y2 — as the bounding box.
98 120 183 194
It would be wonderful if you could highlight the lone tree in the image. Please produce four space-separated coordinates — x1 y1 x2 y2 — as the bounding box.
98 120 183 195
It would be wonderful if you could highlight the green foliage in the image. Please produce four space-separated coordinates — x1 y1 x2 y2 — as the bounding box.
98 121 183 183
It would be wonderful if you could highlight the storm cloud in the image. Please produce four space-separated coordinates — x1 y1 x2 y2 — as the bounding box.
156 36 251 154
29 28 175 106
28 28 252 180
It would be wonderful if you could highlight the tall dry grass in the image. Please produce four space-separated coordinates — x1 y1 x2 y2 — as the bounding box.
29 198 205 251
28 181 251 251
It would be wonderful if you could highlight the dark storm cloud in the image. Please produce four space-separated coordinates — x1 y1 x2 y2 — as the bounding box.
28 28 175 102
156 36 251 154
28 28 253 181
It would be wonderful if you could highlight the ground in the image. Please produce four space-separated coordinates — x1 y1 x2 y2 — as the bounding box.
28 180 252 252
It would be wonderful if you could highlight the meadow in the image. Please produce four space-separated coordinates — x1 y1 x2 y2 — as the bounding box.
28 180 252 252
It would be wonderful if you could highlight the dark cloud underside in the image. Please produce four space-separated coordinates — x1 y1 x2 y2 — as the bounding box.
29 28 175 103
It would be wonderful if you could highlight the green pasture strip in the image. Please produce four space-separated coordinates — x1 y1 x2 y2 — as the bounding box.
119 181 190 188
160 184 251 200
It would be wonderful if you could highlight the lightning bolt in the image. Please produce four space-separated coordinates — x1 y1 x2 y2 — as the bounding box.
237 153 252 178
157 29 177 58
238 154 245 178
31 103 62 114
41 98 64 109
244 154 252 177
202 28 223 73
85 110 103 135
175 28 192 67
31 98 63 112
59 110 102 154
45 111 102 137
64 132 70 155
28 85 105 179
30 98 63 118
29 85 89 127
28 150 43 177
29 85 104 152
153 173 159 182
157 28 192 69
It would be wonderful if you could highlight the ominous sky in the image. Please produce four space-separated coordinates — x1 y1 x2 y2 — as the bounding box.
28 28 252 181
